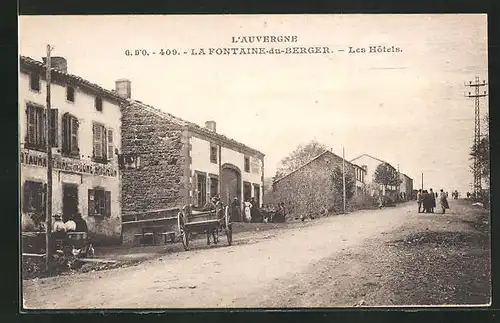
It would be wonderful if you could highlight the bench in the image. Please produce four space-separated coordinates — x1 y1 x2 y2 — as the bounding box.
134 226 176 246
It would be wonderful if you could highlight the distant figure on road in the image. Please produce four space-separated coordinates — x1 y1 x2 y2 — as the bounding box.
439 189 450 214
417 189 423 213
429 188 436 213
422 190 431 213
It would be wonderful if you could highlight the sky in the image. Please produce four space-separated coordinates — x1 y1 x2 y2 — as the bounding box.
19 14 488 194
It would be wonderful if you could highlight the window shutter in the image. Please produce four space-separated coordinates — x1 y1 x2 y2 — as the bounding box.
88 189 95 216
49 109 58 147
107 129 114 161
93 124 101 158
104 191 111 217
71 117 79 155
26 106 35 144
61 113 68 153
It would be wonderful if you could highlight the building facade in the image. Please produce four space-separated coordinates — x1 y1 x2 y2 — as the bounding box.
350 153 399 197
20 56 125 244
117 80 265 242
353 164 366 194
399 173 414 200
272 150 365 216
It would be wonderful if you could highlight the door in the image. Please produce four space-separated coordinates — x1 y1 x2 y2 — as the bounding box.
197 173 207 207
62 184 79 222
253 184 260 207
221 168 241 205
243 182 252 202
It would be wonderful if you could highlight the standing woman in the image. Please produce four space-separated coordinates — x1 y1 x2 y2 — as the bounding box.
243 200 252 222
440 189 449 214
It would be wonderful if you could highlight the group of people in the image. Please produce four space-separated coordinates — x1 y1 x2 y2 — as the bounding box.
52 212 88 234
52 212 94 258
417 188 449 214
261 202 286 223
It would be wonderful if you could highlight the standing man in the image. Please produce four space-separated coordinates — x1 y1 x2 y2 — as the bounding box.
417 189 423 213
429 188 436 213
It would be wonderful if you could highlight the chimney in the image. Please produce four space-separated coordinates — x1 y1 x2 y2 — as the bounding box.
43 56 67 73
115 79 132 99
205 121 216 132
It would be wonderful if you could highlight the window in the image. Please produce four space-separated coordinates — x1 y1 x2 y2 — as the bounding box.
66 86 75 102
210 177 218 198
95 97 103 112
244 156 250 173
88 189 111 217
25 104 46 150
29 72 40 92
62 113 79 157
22 181 44 213
210 144 218 164
93 123 112 162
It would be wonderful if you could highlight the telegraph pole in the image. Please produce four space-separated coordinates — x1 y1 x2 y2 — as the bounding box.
397 164 400 198
342 146 346 214
465 77 488 197
421 172 423 191
45 45 53 273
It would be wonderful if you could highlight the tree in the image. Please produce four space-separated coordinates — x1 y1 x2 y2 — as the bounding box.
373 162 402 193
470 135 490 186
331 166 355 203
274 140 328 179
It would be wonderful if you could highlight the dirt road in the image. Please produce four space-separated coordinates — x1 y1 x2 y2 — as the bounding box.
22 200 490 309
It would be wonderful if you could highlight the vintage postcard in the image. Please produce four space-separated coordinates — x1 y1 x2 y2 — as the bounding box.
19 14 490 309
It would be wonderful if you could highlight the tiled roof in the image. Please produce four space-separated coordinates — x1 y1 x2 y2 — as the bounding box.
273 150 360 184
20 56 128 103
20 55 265 157
127 99 265 157
350 153 389 165
351 153 412 180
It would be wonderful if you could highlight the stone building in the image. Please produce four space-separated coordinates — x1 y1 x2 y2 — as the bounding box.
272 150 365 216
19 56 126 244
116 80 265 243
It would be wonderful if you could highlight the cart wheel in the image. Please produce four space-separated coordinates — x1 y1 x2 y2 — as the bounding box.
178 212 189 251
225 206 232 246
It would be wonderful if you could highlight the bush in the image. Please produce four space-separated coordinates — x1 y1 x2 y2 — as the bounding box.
351 194 377 210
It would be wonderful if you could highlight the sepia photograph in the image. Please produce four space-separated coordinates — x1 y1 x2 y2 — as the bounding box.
19 14 490 309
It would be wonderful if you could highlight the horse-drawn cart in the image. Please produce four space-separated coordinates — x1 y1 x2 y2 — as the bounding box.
177 205 232 251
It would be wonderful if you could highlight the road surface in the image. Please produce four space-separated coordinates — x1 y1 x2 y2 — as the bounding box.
23 200 490 308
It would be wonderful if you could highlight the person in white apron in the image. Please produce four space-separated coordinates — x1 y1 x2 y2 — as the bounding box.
243 201 252 222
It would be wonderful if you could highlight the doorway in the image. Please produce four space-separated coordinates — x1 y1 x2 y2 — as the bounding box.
196 173 207 207
253 184 260 207
62 183 79 222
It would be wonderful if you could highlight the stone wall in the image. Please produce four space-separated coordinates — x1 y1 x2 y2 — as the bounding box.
121 104 188 215
273 152 356 217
